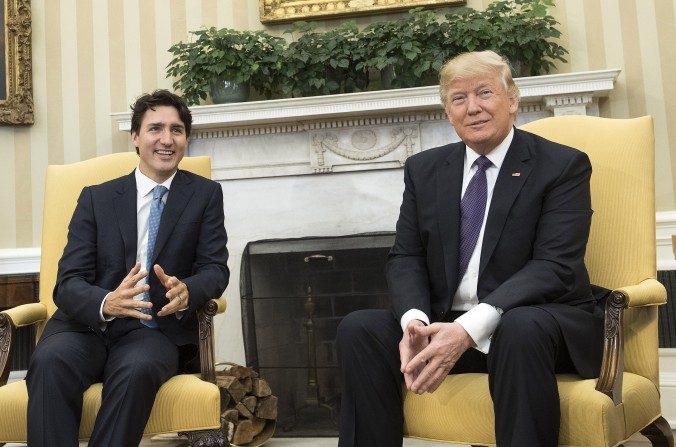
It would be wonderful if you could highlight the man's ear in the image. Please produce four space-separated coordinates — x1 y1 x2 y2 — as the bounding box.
509 95 519 114
131 132 140 155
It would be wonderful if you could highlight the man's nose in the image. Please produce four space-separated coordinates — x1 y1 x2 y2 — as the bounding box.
467 95 481 114
159 130 172 145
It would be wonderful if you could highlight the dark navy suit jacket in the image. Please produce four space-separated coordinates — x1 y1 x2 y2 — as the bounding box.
386 127 606 378
44 169 229 348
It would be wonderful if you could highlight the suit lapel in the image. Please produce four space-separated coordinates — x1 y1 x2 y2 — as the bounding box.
113 172 138 272
479 128 533 277
437 143 465 296
151 170 194 266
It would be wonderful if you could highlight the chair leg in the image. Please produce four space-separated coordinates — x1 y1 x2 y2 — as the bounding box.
180 429 226 447
640 416 674 447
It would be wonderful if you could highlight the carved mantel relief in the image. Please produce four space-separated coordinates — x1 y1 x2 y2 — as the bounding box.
311 125 419 173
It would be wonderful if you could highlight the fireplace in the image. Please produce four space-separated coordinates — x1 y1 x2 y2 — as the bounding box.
240 233 395 436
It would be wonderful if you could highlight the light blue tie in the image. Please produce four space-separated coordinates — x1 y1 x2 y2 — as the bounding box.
140 185 167 328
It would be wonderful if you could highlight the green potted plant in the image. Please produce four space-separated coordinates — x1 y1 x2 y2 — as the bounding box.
445 0 567 76
166 27 286 105
360 8 453 89
279 20 369 98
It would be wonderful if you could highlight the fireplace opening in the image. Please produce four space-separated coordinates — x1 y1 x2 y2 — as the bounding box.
240 232 395 436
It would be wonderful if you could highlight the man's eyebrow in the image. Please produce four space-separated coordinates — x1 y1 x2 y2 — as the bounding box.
144 121 185 129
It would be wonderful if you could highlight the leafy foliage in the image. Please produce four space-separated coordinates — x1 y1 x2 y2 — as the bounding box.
165 0 567 104
445 0 567 76
359 8 455 88
281 21 369 97
166 27 285 105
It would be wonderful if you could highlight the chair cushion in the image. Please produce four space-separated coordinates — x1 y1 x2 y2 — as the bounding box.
403 372 661 447
0 374 221 443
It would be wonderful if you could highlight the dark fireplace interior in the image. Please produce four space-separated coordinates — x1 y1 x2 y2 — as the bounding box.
240 233 395 436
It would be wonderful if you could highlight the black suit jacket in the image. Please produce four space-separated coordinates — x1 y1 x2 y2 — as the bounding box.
386 128 605 378
44 169 229 347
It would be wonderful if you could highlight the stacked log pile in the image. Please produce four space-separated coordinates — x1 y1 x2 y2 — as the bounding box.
216 364 278 445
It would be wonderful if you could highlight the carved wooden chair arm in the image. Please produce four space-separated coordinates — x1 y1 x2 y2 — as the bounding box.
0 303 48 387
196 297 227 384
595 279 667 405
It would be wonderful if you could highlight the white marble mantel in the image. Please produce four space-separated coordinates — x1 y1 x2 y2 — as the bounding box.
111 69 620 365
112 69 620 182
114 69 619 131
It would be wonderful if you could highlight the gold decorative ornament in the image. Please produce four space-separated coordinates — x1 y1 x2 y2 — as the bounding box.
259 0 466 24
0 0 33 125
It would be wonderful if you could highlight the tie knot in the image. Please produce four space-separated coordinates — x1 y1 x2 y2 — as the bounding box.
152 185 168 201
474 156 492 172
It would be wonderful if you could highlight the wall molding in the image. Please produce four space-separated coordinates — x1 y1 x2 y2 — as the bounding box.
656 211 676 270
0 248 40 274
1 210 674 274
659 348 676 428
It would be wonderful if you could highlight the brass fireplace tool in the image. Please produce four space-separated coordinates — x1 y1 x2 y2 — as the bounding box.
283 254 337 432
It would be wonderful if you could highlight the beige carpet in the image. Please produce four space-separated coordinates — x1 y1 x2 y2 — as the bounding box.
3 431 663 446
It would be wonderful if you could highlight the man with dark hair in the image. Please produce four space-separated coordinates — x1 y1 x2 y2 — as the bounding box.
26 89 229 446
337 51 606 447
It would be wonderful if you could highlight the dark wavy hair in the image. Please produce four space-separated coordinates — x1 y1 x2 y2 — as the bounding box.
130 90 192 142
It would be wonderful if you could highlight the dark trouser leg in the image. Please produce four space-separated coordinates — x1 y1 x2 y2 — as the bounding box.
26 331 107 447
88 327 179 447
488 306 575 447
336 309 404 447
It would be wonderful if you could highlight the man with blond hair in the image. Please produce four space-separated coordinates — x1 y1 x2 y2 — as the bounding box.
337 51 606 446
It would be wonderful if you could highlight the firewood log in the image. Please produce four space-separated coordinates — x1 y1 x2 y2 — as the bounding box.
232 419 254 445
255 395 278 420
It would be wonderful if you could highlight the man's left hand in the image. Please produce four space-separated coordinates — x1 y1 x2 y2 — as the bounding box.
154 264 190 316
403 322 474 394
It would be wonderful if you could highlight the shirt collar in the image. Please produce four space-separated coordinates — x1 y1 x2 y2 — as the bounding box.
135 167 177 197
464 127 514 171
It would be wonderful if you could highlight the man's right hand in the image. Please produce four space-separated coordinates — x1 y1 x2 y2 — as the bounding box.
399 319 429 391
102 262 153 320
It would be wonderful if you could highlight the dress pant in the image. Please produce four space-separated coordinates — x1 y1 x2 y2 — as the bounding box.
336 307 576 447
26 318 179 447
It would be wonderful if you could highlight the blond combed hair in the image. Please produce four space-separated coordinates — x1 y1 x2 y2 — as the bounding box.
439 51 520 107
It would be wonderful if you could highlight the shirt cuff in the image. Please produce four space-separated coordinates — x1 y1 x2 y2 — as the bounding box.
100 292 116 322
454 303 502 354
400 308 430 332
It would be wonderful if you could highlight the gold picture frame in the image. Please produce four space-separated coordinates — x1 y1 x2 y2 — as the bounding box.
260 0 466 24
1 0 33 125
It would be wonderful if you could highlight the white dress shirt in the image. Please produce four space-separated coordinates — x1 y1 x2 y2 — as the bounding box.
400 128 514 353
99 167 176 322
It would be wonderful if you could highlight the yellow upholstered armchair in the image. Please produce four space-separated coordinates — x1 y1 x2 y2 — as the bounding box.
403 116 674 447
0 153 227 446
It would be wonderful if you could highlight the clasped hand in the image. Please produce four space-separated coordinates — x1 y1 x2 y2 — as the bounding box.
399 320 474 394
102 262 190 320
